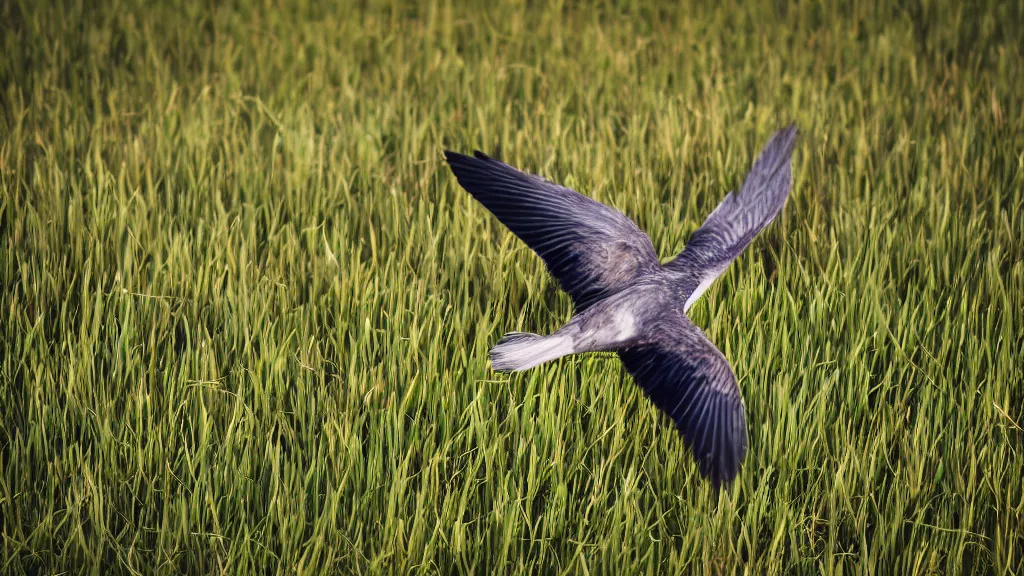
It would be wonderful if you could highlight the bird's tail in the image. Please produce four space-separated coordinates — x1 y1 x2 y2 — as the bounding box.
489 332 576 372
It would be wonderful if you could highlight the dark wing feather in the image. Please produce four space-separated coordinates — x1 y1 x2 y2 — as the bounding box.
666 125 797 297
618 312 747 488
444 151 660 310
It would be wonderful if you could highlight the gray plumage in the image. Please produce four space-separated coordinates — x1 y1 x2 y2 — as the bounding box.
444 125 798 488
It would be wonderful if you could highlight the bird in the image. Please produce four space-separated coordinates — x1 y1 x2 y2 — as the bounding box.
443 125 797 488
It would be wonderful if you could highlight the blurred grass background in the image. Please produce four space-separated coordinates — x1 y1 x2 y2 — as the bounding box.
1 0 1022 573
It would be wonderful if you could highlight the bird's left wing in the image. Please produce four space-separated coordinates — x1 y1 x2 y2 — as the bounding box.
444 151 661 311
618 311 748 488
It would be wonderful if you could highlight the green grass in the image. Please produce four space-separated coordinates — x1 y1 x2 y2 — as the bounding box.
2 0 1023 573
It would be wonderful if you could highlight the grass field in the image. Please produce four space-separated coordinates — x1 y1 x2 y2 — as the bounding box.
2 0 1023 573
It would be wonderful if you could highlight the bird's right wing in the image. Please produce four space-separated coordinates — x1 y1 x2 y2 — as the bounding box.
444 151 661 311
665 125 797 309
618 312 747 488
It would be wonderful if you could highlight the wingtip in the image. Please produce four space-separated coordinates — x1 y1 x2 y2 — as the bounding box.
748 124 799 175
442 149 495 167
774 123 799 150
701 466 739 491
443 149 482 170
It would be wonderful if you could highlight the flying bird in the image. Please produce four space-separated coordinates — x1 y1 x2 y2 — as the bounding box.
443 125 797 488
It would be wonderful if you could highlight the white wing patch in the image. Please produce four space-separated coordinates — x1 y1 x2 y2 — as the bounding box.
684 266 728 311
610 308 637 341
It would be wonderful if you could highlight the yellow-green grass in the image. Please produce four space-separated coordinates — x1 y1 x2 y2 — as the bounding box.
1 0 1022 573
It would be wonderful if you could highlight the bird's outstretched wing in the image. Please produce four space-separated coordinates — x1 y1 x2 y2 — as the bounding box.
666 125 798 309
618 312 747 488
444 151 660 310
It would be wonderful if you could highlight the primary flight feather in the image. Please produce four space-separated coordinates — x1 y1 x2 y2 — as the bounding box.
444 125 798 488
